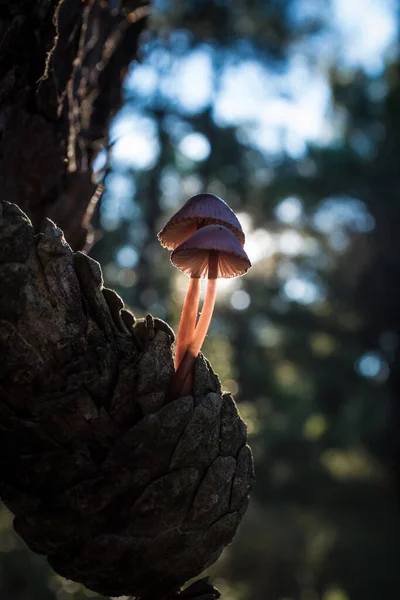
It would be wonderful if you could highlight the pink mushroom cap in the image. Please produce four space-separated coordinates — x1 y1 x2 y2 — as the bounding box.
171 224 251 279
158 193 245 250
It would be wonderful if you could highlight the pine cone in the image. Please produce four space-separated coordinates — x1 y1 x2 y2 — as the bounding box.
0 201 254 598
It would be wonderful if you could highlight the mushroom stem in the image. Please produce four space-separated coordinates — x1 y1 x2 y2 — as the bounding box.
169 251 219 399
175 276 201 369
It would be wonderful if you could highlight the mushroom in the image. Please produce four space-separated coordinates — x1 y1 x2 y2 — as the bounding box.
157 193 245 250
168 224 251 399
158 193 245 369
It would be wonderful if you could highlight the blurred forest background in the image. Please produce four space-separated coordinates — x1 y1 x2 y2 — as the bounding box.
1 0 400 599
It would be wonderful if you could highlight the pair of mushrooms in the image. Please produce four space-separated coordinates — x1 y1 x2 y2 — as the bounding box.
158 193 251 398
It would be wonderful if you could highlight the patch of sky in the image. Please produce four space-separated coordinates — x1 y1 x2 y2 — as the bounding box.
92 148 107 180
110 111 160 171
239 124 282 157
124 63 158 98
107 172 136 201
101 173 138 230
332 0 397 76
235 212 279 264
178 132 211 161
219 54 333 157
245 229 277 263
111 0 396 176
109 106 142 141
158 45 214 115
129 35 198 108
283 275 326 305
277 260 299 282
284 131 308 159
278 230 306 256
145 43 173 72
312 197 375 234
290 0 396 77
274 196 303 225
213 60 274 125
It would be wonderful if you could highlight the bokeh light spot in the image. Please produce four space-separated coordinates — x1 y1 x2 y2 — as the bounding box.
303 414 328 441
313 197 375 234
223 379 239 395
355 351 389 382
111 113 160 170
310 332 337 356
116 245 139 269
125 63 158 97
323 589 349 600
321 448 382 481
323 588 349 600
283 277 325 305
245 229 276 263
279 230 305 256
274 196 303 224
275 361 299 388
179 132 211 161
230 289 251 310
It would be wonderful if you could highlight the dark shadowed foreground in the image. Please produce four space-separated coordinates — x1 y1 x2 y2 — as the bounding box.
0 200 253 598
0 1 254 598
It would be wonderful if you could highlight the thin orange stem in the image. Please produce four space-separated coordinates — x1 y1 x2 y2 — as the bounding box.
175 276 201 369
168 251 218 399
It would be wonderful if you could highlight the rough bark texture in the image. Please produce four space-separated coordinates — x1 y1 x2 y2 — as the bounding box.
0 2 254 598
0 0 150 251
0 200 254 598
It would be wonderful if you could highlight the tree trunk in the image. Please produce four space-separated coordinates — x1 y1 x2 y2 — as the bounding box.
0 2 253 598
0 0 150 250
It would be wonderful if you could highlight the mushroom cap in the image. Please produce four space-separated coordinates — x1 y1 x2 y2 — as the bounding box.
158 193 245 250
171 224 251 279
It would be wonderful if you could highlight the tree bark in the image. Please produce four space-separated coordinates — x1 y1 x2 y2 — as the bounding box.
0 0 150 250
0 2 254 598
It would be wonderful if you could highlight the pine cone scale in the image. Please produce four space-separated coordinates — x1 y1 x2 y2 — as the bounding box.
0 202 254 598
